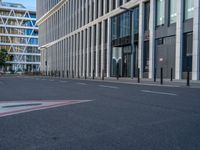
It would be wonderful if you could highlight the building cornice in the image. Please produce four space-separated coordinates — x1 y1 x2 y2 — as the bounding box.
36 0 66 26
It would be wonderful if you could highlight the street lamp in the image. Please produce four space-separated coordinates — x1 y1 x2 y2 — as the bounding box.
120 7 135 79
40 46 48 76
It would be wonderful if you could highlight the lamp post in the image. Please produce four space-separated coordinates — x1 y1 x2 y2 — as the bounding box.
120 7 135 79
40 46 48 76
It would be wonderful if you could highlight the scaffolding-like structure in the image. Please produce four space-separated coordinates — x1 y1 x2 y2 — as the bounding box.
0 1 40 73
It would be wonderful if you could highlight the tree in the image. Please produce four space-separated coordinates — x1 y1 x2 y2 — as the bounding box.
0 49 8 71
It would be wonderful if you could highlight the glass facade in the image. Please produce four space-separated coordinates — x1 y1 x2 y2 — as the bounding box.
119 12 131 38
184 0 194 20
169 0 177 24
156 0 165 26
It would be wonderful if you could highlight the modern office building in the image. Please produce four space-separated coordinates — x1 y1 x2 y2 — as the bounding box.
37 0 200 80
0 1 40 72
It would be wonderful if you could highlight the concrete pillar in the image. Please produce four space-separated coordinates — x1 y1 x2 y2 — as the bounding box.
192 0 200 80
109 0 113 12
116 0 120 8
138 2 144 78
76 34 79 76
175 0 184 80
96 23 100 77
91 26 95 76
83 30 86 75
87 28 90 76
101 20 105 77
107 18 111 77
149 0 156 79
79 31 83 76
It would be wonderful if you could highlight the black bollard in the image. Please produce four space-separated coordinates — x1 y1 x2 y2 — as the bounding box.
85 70 87 80
137 68 140 83
154 68 157 82
93 69 95 80
187 70 190 86
116 63 119 80
102 69 104 80
171 68 173 82
160 68 163 85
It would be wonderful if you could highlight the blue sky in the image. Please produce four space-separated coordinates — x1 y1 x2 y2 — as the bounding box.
3 0 36 10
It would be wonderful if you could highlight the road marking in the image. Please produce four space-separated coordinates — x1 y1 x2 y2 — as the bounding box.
41 79 46 81
0 100 92 118
98 85 119 89
59 80 68 83
76 82 88 85
50 79 55 82
141 90 177 96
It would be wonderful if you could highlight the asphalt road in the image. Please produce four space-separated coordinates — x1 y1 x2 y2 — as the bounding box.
0 76 200 150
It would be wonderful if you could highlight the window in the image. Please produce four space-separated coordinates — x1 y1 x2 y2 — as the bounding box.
111 17 118 40
169 0 177 24
156 0 165 26
119 12 131 38
184 0 194 20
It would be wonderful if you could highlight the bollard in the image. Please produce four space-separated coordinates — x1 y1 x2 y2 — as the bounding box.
171 68 173 82
93 69 95 80
187 70 190 86
102 69 104 80
116 63 119 80
160 68 163 85
72 70 74 78
154 68 157 82
137 68 140 83
85 70 87 80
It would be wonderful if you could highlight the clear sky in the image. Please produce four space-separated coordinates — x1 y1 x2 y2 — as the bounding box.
2 0 36 10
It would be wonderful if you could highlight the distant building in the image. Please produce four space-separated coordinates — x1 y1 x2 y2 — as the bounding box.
37 0 200 80
0 1 40 73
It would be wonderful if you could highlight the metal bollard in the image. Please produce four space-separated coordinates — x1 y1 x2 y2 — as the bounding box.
85 70 87 80
187 70 190 86
93 69 95 80
154 68 157 82
160 68 163 85
171 68 173 82
102 69 104 80
138 68 140 83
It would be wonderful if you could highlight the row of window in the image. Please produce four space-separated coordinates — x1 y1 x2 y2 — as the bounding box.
157 0 194 26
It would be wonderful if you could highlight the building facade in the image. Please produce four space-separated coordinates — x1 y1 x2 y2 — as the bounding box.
0 1 40 73
37 0 200 80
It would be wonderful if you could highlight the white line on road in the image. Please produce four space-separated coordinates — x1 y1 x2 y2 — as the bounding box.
59 81 68 83
98 85 119 89
76 82 88 85
50 79 55 82
141 90 177 96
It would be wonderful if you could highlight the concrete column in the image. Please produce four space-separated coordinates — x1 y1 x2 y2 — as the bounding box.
123 0 127 5
138 2 144 78
96 23 100 77
79 31 83 76
103 0 107 14
109 0 113 12
89 0 92 22
107 18 111 77
101 20 105 77
149 0 156 79
175 0 184 80
76 34 79 76
94 0 97 19
98 0 102 17
91 26 95 76
83 30 86 75
73 35 76 75
85 0 89 24
192 0 200 80
87 28 90 76
116 0 120 8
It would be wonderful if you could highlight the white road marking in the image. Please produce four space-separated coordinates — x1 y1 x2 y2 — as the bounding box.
76 82 88 85
50 79 55 82
59 80 68 83
0 100 92 118
98 85 119 89
141 90 177 96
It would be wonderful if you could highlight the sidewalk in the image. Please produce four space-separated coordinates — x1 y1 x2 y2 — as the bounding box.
40 75 200 88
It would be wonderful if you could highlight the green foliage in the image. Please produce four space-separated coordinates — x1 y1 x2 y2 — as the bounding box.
0 49 8 67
